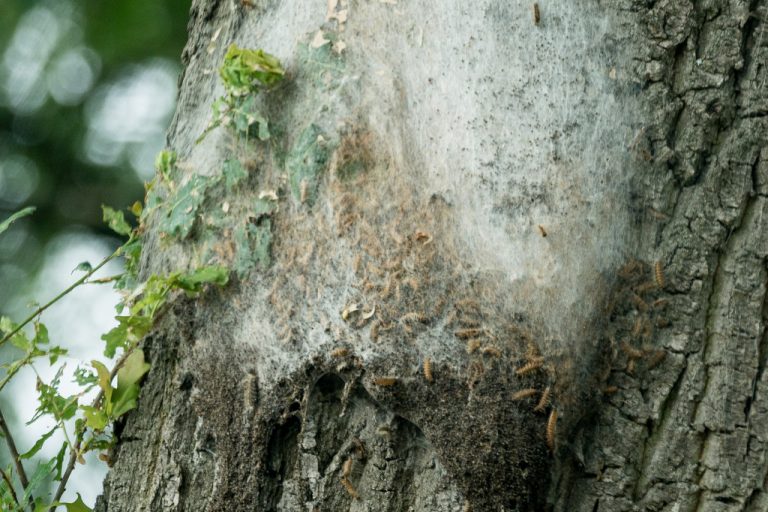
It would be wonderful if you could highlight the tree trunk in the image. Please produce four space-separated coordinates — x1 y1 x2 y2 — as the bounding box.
96 0 768 510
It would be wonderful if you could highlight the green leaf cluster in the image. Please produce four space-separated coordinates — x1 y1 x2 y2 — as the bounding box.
219 44 285 95
102 265 228 357
197 45 284 143
0 200 230 510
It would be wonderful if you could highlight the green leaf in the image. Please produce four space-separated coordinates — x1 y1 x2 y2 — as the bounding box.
155 150 177 181
115 237 142 291
172 266 229 292
8 330 30 351
30 369 79 424
20 426 57 460
130 201 143 218
117 350 150 390
91 360 113 413
102 206 132 236
0 316 13 333
101 315 152 358
73 367 97 386
220 44 285 95
72 261 93 274
0 206 36 236
47 346 67 365
111 350 150 418
54 442 67 481
21 458 56 505
33 323 49 346
54 493 92 512
80 405 108 431
158 174 211 238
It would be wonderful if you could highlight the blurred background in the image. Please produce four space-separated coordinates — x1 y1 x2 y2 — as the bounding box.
0 0 190 506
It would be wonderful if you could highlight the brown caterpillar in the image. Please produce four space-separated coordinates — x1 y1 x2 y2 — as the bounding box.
331 347 350 358
458 315 481 328
655 261 665 288
341 457 353 478
370 320 381 341
414 230 432 244
423 357 433 382
537 224 547 237
455 328 483 339
352 438 366 460
635 281 658 294
401 312 428 324
618 259 644 280
340 477 359 499
512 388 538 401
533 386 551 412
546 409 558 452
373 377 398 387
466 339 482 354
621 341 643 360
629 293 649 312
352 253 362 274
603 385 619 395
456 298 481 312
533 3 540 24
515 358 544 376
480 346 502 357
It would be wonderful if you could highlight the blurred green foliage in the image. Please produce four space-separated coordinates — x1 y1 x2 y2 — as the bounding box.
0 0 190 312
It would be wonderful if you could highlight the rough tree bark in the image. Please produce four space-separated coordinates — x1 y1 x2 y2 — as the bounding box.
96 0 768 511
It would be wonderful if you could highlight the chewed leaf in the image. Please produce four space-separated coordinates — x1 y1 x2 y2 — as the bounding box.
102 205 132 236
81 405 108 431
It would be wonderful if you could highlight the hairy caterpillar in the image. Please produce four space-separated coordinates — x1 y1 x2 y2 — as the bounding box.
331 347 350 358
466 339 482 354
546 409 558 452
512 388 538 401
480 346 502 357
655 261 665 288
455 328 483 339
423 357 433 382
533 386 551 412
373 377 398 387
515 358 544 376
340 477 359 499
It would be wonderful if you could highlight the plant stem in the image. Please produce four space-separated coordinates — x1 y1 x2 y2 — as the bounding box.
0 246 123 347
0 467 20 508
0 407 33 510
49 350 130 510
